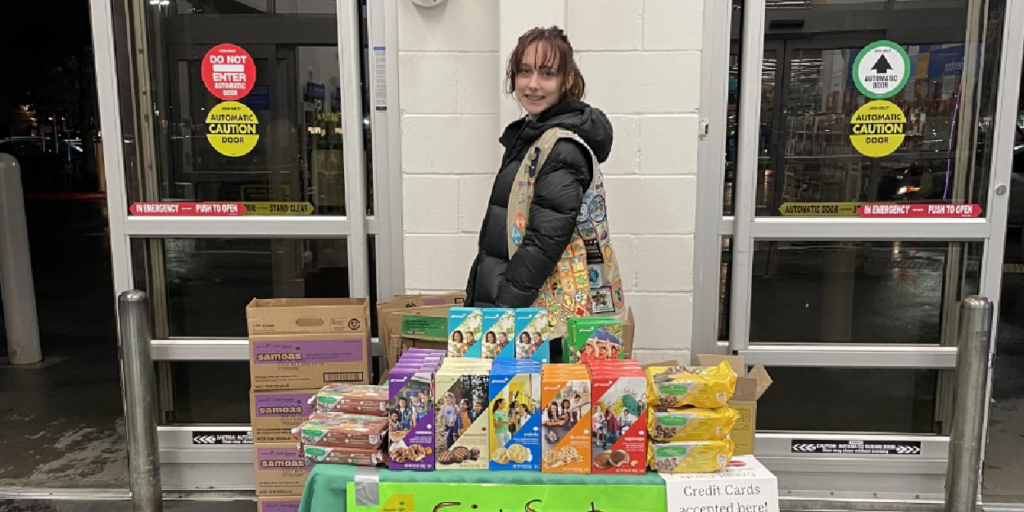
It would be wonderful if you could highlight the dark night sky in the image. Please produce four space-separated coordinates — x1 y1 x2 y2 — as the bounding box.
0 0 95 137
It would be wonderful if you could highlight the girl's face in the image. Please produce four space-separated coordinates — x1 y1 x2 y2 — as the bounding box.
466 332 475 342
533 332 542 343
445 395 454 405
583 343 594 354
498 332 508 343
515 42 563 116
460 402 468 412
562 400 570 409
520 333 530 343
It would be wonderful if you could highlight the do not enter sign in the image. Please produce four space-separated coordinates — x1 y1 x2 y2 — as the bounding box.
201 44 256 100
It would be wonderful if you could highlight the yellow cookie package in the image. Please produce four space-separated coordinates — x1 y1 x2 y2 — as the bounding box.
648 407 740 442
648 439 734 473
646 360 738 409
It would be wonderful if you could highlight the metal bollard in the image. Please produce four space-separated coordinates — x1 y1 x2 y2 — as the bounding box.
945 296 993 512
118 290 163 512
0 153 43 365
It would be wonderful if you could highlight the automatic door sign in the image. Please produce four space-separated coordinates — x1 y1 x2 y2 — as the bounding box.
850 100 906 158
201 43 256 100
792 440 921 455
192 431 253 445
853 40 910 99
206 101 259 157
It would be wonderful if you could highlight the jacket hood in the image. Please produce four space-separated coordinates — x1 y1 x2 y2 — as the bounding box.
499 99 614 163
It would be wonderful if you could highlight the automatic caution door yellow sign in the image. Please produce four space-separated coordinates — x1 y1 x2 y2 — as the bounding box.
207 101 259 157
850 100 906 158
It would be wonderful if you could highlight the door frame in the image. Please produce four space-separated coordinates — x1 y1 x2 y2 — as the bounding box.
88 0 403 490
692 0 1024 500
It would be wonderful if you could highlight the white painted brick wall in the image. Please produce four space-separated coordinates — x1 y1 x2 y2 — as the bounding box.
399 0 703 356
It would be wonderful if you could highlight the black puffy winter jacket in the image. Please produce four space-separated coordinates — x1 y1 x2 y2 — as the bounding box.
465 98 614 308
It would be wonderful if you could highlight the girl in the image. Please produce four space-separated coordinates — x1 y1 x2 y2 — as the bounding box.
464 26 619 329
508 400 520 435
605 406 619 448
458 399 472 436
493 398 511 448
441 392 459 450
517 332 531 358
592 405 605 446
484 331 498 358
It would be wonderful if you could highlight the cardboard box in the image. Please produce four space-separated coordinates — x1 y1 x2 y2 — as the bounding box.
249 334 371 390
254 443 311 497
247 298 370 335
257 496 301 512
696 355 773 456
250 389 319 443
383 305 451 373
540 364 591 473
377 293 465 365
247 298 372 390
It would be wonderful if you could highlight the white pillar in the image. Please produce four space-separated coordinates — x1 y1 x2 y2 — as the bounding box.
0 153 42 365
498 1 567 128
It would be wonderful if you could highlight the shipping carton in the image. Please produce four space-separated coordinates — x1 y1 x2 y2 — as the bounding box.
377 293 464 368
247 298 369 335
515 308 551 363
250 389 319 443
383 305 451 376
540 364 591 473
249 334 371 390
696 355 773 456
488 361 542 470
247 298 372 390
254 443 311 497
434 359 492 469
257 496 301 512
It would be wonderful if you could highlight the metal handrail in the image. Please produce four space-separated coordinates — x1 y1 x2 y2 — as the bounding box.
118 290 163 512
945 296 993 512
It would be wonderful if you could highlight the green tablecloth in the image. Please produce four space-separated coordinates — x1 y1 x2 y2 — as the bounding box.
299 464 665 512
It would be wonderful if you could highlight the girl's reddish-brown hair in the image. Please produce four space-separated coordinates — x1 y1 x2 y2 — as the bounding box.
505 26 586 101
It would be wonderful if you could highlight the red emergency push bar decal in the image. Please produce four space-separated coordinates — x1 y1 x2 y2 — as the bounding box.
857 203 982 218
129 202 246 216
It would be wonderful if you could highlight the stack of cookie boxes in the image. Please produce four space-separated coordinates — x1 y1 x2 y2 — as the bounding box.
297 384 391 467
587 359 647 474
488 359 542 470
448 307 552 364
387 348 445 470
246 298 372 508
645 360 740 473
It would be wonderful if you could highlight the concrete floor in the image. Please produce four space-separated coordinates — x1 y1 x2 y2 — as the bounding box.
1 199 1023 506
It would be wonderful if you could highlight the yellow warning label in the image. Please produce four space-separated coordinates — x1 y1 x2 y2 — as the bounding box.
242 201 314 215
849 100 905 158
779 202 860 216
206 101 259 157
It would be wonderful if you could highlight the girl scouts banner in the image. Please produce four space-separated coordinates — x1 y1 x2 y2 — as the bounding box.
346 482 666 511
